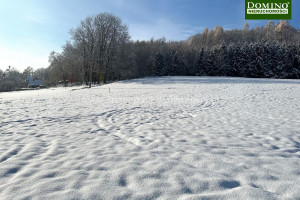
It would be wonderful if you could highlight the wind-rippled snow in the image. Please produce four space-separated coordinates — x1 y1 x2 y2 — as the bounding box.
0 77 299 200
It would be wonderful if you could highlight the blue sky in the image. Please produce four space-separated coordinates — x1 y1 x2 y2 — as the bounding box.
0 0 299 71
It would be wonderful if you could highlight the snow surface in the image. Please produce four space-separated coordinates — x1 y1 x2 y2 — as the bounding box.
0 77 300 200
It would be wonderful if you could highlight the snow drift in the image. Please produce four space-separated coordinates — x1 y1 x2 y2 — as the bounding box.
0 77 299 199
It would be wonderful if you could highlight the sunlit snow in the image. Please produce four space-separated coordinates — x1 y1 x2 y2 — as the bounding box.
0 77 299 199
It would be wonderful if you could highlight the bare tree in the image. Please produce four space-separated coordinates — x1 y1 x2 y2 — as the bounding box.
48 51 68 84
62 42 84 84
265 21 275 41
23 66 34 78
70 13 129 86
275 21 296 43
213 26 224 45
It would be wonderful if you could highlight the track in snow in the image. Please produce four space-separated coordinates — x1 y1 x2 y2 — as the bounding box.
0 77 299 200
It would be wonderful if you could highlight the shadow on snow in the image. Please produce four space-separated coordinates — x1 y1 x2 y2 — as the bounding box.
120 76 300 85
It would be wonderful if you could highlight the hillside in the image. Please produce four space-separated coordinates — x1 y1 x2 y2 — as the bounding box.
0 77 299 199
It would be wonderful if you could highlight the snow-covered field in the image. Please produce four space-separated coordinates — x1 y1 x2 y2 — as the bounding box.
0 77 299 200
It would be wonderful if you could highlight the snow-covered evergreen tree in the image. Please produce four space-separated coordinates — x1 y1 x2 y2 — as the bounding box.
154 52 165 76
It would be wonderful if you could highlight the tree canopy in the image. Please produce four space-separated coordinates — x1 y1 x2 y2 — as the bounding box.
1 15 300 92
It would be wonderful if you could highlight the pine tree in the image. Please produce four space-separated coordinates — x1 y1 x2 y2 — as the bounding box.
195 48 205 76
174 51 187 75
154 52 164 76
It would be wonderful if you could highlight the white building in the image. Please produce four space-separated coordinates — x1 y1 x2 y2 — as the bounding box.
26 76 43 87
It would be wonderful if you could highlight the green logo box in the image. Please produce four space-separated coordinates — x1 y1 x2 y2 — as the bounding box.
245 0 292 20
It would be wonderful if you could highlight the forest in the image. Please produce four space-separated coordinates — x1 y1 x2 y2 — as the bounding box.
1 13 300 92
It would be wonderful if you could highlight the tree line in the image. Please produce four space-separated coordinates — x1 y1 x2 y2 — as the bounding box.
0 66 48 92
1 13 300 92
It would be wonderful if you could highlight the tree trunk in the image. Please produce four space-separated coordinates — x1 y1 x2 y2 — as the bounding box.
103 73 107 84
89 65 92 88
